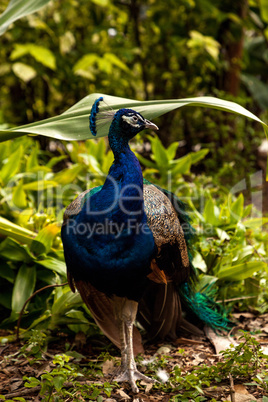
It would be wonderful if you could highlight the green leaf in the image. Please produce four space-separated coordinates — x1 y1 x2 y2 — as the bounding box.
166 141 179 160
203 197 220 226
0 145 23 185
31 223 60 255
150 136 169 167
190 149 209 164
0 261 15 283
218 261 266 281
37 257 67 277
23 180 59 191
10 44 56 70
53 376 65 391
0 0 50 36
230 193 244 223
260 0 268 23
0 217 35 245
11 264 36 314
26 144 39 171
53 164 84 185
12 180 28 209
0 237 34 262
136 153 156 169
0 93 266 143
104 52 129 72
171 154 192 175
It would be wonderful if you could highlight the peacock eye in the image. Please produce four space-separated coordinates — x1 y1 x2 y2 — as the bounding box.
132 116 138 122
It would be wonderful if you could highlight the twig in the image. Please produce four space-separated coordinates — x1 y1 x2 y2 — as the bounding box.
229 373 235 402
3 386 41 398
16 283 68 341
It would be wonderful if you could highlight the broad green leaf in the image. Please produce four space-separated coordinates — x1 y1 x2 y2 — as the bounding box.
12 180 27 209
10 44 56 70
31 223 60 255
51 290 82 316
0 237 34 262
67 310 91 333
136 153 156 169
0 0 50 36
53 164 85 185
104 52 129 72
218 261 266 281
53 376 65 391
243 217 268 229
0 145 23 185
260 0 268 23
230 193 244 223
11 264 36 314
23 180 59 191
0 287 12 309
0 261 15 283
166 141 179 160
46 155 68 169
0 216 35 245
188 31 220 60
0 93 266 143
190 149 209 164
37 257 66 277
150 136 169 167
203 197 220 226
26 145 39 171
171 154 192 175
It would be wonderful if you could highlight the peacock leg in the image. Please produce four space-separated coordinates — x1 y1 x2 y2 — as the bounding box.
117 319 127 373
114 297 156 393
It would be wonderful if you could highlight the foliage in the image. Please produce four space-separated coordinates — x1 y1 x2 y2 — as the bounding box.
23 354 113 401
0 133 267 340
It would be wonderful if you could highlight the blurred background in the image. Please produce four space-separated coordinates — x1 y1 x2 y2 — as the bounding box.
0 0 268 191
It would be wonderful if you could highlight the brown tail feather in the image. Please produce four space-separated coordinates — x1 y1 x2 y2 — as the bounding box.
137 282 182 340
71 277 144 355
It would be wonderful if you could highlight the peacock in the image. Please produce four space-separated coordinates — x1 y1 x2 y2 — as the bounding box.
61 97 231 393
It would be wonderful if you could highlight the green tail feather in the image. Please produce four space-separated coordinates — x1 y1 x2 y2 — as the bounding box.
180 282 233 331
143 179 233 331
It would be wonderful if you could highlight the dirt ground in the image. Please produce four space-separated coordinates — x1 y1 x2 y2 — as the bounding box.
1 313 268 401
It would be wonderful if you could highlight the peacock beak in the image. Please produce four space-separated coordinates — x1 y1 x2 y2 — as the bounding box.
144 119 159 131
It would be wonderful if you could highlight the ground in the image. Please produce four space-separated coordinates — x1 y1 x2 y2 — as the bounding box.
0 313 268 401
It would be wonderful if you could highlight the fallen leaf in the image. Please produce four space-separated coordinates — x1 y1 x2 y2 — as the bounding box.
102 359 115 375
234 384 249 394
205 326 238 355
117 388 131 399
226 393 256 401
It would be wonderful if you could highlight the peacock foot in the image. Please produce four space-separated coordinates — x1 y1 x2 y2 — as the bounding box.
114 367 156 393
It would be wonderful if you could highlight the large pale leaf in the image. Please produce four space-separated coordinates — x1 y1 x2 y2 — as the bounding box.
0 216 36 245
11 263 36 315
0 93 266 144
0 0 51 36
218 261 267 281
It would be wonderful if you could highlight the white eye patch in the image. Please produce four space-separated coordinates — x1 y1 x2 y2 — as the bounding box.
122 114 145 127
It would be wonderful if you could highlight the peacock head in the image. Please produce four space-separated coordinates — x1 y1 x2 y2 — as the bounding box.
110 108 158 140
89 97 158 141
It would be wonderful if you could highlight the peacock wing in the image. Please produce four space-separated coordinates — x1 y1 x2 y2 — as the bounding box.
138 183 196 340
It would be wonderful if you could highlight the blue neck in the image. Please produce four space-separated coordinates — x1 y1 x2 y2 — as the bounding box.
100 130 144 217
